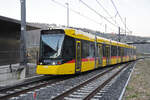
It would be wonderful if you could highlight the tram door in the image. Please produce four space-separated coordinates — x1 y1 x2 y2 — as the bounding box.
75 41 81 73
121 47 124 62
106 45 110 65
117 46 119 63
98 44 103 67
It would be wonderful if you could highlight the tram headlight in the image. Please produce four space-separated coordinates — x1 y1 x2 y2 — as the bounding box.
40 62 43 65
37 62 42 65
52 61 56 65
52 61 61 65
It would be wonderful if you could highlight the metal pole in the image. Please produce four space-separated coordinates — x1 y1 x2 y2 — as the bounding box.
105 24 107 33
94 33 97 69
118 27 120 42
20 0 27 67
125 17 126 35
66 2 69 27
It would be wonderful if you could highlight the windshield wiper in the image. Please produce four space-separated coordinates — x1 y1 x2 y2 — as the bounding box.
56 39 59 51
55 39 60 56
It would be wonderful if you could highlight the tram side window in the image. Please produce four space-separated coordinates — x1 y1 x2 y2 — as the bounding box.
118 47 121 56
128 48 130 56
127 48 129 56
134 49 136 55
105 45 110 57
62 36 75 59
133 49 136 55
114 46 117 56
111 46 113 56
120 47 124 57
102 45 106 57
124 48 125 56
124 48 127 56
123 47 125 56
127 48 128 56
89 42 95 57
111 46 117 57
126 48 127 56
121 47 123 56
129 48 131 56
82 41 89 58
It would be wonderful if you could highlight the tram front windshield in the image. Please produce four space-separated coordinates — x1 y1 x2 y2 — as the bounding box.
40 34 64 58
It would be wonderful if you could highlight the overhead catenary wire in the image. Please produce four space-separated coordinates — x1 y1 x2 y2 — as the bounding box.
95 0 126 34
51 0 103 27
79 0 119 28
51 0 126 34
96 0 119 26
110 0 130 32
79 0 128 34
96 0 111 17
96 0 131 34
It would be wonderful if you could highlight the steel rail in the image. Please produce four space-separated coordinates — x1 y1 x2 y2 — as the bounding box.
52 63 130 100
52 66 116 100
0 75 51 92
0 76 70 100
83 63 130 100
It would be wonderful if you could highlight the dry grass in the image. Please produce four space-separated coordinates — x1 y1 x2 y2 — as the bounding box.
123 58 150 100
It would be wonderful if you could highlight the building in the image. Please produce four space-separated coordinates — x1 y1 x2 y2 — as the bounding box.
0 16 38 65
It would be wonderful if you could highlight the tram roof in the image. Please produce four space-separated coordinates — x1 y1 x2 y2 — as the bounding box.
64 28 136 49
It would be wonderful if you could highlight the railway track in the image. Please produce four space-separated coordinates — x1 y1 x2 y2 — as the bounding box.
0 75 72 100
0 62 132 100
52 63 130 100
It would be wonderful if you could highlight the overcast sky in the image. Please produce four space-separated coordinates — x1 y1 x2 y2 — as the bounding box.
0 0 150 37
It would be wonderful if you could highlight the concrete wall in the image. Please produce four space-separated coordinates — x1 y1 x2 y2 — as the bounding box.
0 32 20 65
